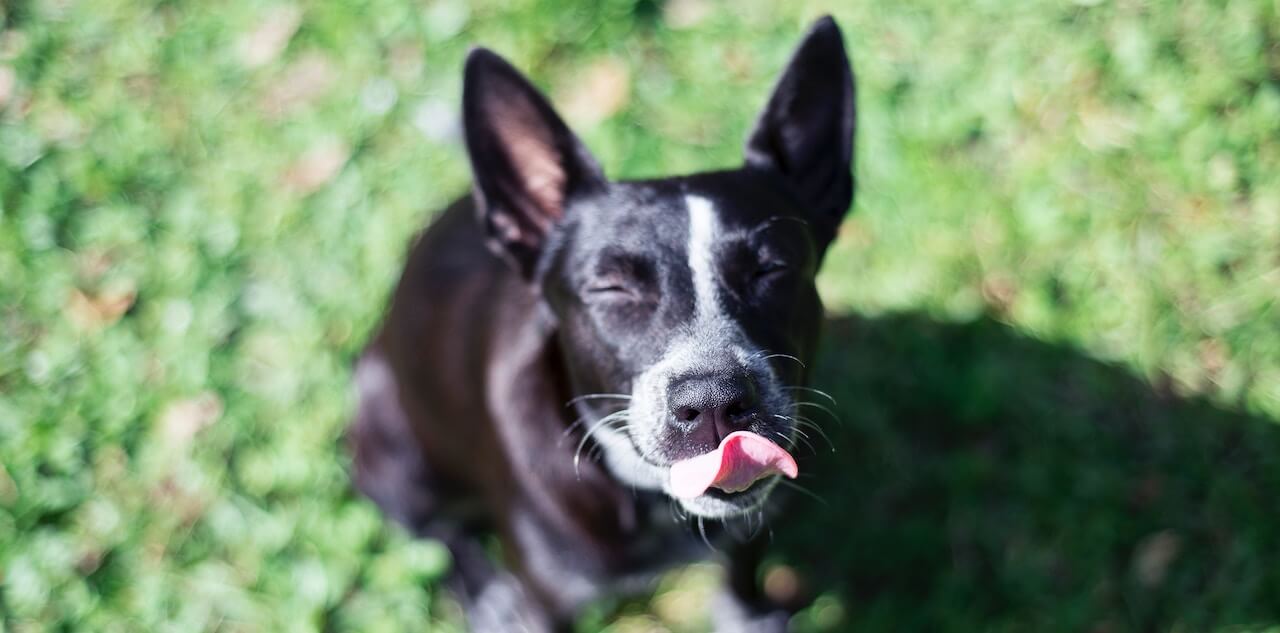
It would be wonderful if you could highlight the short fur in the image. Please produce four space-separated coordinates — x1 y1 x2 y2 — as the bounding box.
350 16 856 632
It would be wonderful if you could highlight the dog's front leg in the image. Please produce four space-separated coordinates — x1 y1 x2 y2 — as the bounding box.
464 569 561 633
712 536 792 633
477 505 609 633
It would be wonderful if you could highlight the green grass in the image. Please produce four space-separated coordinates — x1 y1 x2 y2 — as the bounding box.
1 0 1278 631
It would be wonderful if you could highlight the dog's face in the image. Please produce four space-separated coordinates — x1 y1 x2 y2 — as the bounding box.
462 18 854 518
543 175 825 517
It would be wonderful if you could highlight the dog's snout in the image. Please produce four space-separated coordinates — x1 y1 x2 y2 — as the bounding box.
668 372 758 441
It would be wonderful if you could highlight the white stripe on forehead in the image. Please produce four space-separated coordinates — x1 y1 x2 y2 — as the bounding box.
685 194 721 323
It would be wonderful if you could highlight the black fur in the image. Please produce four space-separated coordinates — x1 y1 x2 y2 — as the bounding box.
350 16 856 632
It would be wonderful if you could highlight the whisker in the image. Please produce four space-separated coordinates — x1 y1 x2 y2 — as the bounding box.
772 425 815 455
777 479 829 506
794 400 841 424
727 509 762 543
669 498 688 523
697 517 715 552
768 428 796 453
573 411 631 478
640 445 665 464
747 508 765 540
794 419 836 453
559 404 634 443
783 386 837 406
762 353 806 368
775 414 836 453
574 424 627 477
790 427 818 455
559 414 592 442
752 216 811 235
564 393 632 408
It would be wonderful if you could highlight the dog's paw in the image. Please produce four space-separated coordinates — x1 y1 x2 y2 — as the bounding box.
710 589 791 633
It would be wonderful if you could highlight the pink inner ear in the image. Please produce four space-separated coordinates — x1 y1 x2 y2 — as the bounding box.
489 100 566 230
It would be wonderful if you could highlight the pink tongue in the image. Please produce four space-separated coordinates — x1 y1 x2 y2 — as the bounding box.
669 431 798 499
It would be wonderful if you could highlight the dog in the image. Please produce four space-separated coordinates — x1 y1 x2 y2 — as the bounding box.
349 15 855 632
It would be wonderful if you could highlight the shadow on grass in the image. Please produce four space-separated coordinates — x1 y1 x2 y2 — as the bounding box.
775 313 1280 633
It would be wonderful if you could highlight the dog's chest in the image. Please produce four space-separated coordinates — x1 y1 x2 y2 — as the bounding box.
607 492 710 580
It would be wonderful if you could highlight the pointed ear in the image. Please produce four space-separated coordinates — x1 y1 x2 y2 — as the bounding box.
744 16 856 244
462 48 606 279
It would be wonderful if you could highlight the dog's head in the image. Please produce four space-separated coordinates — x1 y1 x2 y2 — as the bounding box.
462 17 854 519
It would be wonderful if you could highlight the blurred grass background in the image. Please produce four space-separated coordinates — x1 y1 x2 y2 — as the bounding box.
1 0 1278 631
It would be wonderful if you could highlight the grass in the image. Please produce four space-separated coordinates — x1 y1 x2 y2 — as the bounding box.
1 0 1277 631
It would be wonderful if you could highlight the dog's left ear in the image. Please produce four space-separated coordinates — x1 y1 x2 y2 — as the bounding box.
463 48 606 279
745 16 856 245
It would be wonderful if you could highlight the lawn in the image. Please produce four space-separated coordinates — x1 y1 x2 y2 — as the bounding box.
1 0 1278 631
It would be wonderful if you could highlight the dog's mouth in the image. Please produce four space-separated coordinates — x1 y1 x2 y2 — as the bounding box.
576 409 799 518
667 430 798 499
582 345 803 517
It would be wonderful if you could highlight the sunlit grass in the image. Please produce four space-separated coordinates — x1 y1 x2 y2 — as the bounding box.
1 0 1276 631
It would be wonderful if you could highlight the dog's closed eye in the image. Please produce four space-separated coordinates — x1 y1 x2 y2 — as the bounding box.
753 260 790 282
584 270 650 303
584 252 656 302
586 277 635 297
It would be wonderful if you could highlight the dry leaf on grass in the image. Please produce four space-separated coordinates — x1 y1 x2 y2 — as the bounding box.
558 58 630 128
158 392 224 448
663 0 712 29
281 139 349 195
66 284 137 331
0 462 17 505
259 52 336 118
237 5 303 68
1133 529 1182 587
0 65 15 107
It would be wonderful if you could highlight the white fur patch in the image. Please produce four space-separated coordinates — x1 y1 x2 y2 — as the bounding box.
685 194 721 323
600 194 794 518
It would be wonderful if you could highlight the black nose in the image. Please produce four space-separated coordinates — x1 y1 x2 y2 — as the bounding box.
668 372 759 442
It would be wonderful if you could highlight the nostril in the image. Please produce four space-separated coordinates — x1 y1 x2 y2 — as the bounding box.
667 372 759 431
675 406 701 423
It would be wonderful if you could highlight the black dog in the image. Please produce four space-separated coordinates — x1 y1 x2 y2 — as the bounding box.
350 16 855 632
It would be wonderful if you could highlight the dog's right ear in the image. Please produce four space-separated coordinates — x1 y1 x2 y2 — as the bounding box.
462 48 606 280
